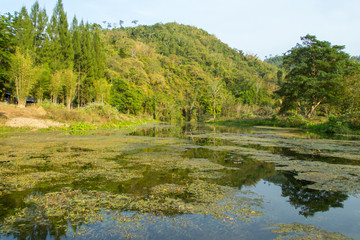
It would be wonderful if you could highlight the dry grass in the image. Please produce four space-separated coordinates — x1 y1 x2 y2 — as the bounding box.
0 102 150 129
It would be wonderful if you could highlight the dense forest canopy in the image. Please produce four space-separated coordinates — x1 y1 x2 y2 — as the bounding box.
1 0 359 120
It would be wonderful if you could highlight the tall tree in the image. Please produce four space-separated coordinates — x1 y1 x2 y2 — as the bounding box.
80 22 94 77
0 13 15 100
92 25 105 79
276 35 352 118
30 1 48 63
207 78 224 120
93 78 111 103
9 48 39 107
13 6 34 52
62 68 77 109
49 70 63 103
79 22 95 103
332 63 360 114
48 0 73 69
32 64 51 102
71 16 81 68
71 16 82 107
46 11 60 70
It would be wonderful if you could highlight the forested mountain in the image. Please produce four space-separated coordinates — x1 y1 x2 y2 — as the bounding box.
0 0 278 121
103 23 278 120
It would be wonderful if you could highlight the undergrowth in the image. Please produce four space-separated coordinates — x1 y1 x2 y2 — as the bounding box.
41 101 153 127
212 112 360 136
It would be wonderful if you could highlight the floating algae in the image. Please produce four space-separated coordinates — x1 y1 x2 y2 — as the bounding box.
0 188 132 235
190 130 360 195
1 124 359 239
0 128 267 239
268 223 354 240
0 182 263 238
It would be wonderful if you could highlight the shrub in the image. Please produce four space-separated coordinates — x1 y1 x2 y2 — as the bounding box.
84 103 120 121
281 113 309 127
321 115 345 134
339 112 360 130
68 122 97 131
309 114 360 134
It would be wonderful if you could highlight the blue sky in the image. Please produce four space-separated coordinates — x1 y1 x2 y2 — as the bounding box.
1 0 360 59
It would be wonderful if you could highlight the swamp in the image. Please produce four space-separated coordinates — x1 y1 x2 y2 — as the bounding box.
0 123 360 239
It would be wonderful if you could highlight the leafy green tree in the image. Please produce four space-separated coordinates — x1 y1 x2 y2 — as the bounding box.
46 12 60 70
56 0 73 68
79 22 96 104
9 48 39 107
13 7 34 52
62 68 77 109
0 13 15 99
332 64 360 114
71 16 82 106
49 70 63 103
92 26 105 79
47 0 73 70
30 1 48 63
111 78 143 114
32 63 51 102
207 78 224 120
277 35 353 118
94 78 111 103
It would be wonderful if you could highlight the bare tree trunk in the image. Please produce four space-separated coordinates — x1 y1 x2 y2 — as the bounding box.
213 100 216 120
67 96 71 110
78 65 80 109
307 101 322 118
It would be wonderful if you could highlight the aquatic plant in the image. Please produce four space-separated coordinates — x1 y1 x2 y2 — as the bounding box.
0 124 359 239
269 223 353 240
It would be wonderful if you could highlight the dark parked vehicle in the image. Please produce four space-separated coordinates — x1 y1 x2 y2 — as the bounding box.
3 93 18 104
26 97 37 105
2 94 37 105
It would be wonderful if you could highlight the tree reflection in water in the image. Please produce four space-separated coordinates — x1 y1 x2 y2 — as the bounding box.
267 172 348 217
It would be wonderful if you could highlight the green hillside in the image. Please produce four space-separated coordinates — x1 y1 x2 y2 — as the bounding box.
103 23 278 120
1 1 278 121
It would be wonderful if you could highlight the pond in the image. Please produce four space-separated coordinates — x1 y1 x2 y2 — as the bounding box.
0 123 360 239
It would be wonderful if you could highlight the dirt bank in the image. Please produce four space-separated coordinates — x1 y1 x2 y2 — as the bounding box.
0 103 66 129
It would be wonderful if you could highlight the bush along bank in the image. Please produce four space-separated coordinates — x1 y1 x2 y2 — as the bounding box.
211 112 360 136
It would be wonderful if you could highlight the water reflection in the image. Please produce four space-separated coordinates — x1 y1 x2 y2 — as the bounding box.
266 172 348 217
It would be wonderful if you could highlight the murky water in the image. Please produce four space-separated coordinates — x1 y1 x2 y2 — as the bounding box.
1 123 360 239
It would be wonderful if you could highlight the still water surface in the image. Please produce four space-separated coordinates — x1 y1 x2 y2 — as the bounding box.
0 123 359 239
